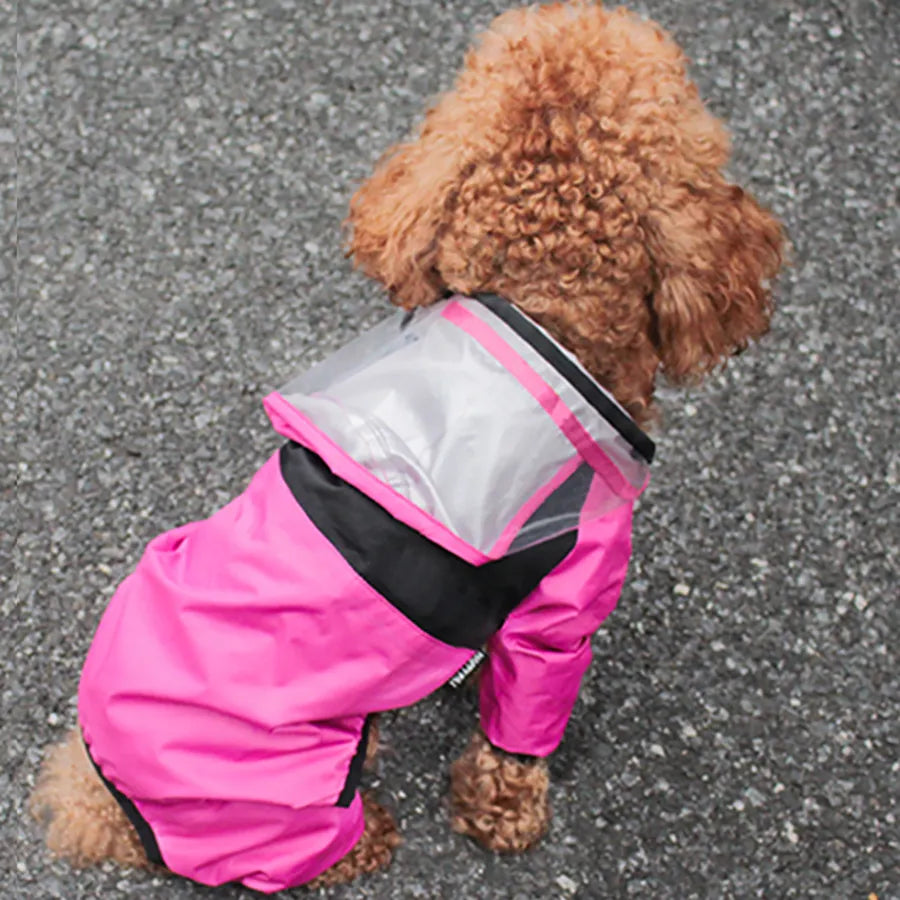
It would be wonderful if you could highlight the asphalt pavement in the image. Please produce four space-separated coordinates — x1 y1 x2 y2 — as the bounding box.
3 1 898 898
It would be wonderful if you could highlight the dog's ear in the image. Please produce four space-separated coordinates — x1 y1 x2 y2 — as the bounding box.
347 115 464 308
346 15 522 309
643 178 784 380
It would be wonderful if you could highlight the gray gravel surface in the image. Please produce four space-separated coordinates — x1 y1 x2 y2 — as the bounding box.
4 1 899 898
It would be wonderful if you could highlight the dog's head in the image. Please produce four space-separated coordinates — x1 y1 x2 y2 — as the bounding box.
348 2 783 424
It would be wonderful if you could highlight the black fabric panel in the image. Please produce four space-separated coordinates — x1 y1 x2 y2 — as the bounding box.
336 716 372 807
472 293 656 464
84 740 165 867
279 443 576 650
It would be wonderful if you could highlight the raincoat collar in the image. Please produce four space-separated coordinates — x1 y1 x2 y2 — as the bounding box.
470 292 655 464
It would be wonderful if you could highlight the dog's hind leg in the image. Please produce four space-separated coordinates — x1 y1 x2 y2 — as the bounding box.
306 791 401 888
364 714 380 771
30 727 148 869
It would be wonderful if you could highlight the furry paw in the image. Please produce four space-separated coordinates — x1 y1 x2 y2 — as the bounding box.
30 728 148 869
307 791 401 888
449 731 550 852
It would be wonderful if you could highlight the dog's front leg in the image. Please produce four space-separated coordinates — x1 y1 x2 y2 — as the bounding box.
449 504 636 852
449 730 549 852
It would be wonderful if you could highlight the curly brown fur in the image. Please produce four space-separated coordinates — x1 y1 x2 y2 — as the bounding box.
365 715 380 771
306 791 401 889
29 728 149 869
32 2 785 888
348 1 784 425
449 731 550 852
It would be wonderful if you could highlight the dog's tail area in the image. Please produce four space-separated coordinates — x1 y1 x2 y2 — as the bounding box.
29 727 148 869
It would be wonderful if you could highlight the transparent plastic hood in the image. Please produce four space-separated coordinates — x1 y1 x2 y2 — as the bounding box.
278 297 652 558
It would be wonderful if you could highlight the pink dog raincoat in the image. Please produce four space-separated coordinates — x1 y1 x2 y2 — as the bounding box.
78 294 654 892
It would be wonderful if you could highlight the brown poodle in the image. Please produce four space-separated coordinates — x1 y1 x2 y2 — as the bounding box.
31 1 782 890
352 1 780 854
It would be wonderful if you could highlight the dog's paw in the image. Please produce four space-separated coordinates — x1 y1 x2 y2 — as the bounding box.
30 729 148 869
449 731 550 853
307 791 401 888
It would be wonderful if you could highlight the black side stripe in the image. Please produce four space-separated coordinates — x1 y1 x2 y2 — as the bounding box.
84 740 164 867
471 293 655 464
280 442 577 650
336 716 372 807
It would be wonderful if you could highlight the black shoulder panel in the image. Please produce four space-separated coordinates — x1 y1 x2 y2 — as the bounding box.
279 442 576 650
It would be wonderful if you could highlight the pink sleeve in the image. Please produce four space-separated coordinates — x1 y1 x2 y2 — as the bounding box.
479 501 634 757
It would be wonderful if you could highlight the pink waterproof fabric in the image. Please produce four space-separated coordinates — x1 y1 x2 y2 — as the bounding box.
480 499 633 756
78 451 473 890
78 345 642 892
